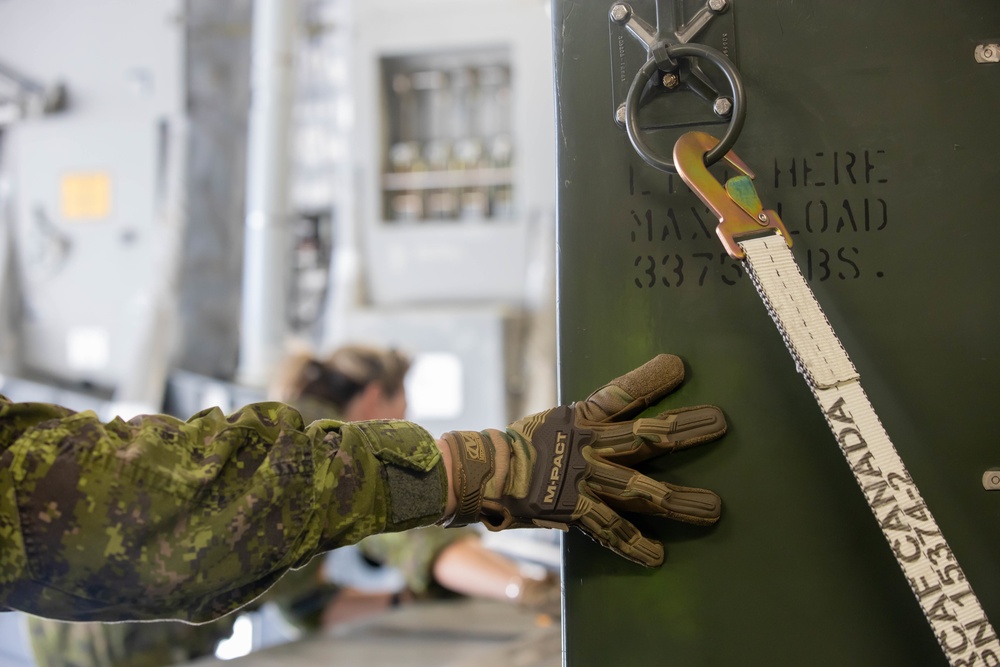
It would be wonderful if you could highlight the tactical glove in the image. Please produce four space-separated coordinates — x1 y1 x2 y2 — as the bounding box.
441 354 726 567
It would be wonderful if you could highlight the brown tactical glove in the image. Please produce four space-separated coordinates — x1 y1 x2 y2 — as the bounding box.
441 354 726 567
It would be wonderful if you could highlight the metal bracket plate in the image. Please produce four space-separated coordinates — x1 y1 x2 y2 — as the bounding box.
608 0 737 129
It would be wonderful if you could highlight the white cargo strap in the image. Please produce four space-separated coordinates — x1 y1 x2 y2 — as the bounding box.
740 234 999 666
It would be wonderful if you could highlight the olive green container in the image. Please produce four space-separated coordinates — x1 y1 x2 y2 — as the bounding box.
554 2 1000 664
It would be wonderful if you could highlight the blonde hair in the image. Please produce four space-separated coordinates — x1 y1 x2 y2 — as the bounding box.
271 344 410 412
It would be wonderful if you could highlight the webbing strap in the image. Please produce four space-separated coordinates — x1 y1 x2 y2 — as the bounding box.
740 234 999 665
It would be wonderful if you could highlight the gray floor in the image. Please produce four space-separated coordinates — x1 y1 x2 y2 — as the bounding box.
186 599 561 667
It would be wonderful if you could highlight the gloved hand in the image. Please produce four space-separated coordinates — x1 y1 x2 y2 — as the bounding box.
441 354 726 567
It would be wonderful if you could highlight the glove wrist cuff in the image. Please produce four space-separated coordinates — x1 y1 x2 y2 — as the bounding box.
440 431 496 527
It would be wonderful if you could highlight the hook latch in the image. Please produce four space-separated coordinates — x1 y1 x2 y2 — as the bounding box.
673 130 791 259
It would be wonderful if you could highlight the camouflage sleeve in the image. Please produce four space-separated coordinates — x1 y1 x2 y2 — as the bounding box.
0 396 447 624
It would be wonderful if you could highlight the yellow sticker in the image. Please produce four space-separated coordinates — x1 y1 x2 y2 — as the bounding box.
60 172 112 220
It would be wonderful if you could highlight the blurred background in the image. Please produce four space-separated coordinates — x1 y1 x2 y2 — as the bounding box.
0 0 560 664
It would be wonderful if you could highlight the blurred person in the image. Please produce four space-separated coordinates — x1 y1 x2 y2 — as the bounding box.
0 353 727 627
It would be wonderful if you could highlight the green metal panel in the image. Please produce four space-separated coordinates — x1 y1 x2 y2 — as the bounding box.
554 2 1000 665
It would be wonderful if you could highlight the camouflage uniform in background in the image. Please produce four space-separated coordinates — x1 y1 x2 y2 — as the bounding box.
27 613 234 667
27 557 333 667
0 396 447 624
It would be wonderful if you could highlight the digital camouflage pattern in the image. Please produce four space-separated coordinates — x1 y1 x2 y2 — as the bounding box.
17 390 465 667
0 396 447 623
289 394 475 598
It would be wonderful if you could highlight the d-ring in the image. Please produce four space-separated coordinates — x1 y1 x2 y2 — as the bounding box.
625 42 746 173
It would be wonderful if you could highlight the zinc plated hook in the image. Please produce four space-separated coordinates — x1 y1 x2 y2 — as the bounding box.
673 131 792 259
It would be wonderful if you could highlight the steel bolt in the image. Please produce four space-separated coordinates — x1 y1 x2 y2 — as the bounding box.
713 96 733 117
610 3 631 24
708 0 728 13
662 72 680 89
975 44 1000 63
984 470 1000 490
615 103 627 126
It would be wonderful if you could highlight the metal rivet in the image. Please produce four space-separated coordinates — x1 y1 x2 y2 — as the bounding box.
983 470 1000 490
757 212 768 223
975 43 1000 63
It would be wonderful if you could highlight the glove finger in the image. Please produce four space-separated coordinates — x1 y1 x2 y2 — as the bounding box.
591 405 727 466
586 454 721 525
574 492 665 567
575 354 685 424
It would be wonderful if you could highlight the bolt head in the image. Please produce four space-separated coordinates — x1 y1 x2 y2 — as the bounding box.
662 72 680 89
610 3 631 23
708 0 728 12
615 103 627 126
713 97 733 117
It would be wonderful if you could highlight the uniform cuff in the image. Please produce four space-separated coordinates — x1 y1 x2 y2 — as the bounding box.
354 420 448 532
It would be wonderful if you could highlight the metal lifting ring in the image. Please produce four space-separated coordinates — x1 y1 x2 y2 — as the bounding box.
625 42 746 173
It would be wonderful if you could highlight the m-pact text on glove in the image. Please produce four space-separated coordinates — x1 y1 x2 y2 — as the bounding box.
544 431 568 504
